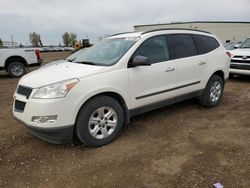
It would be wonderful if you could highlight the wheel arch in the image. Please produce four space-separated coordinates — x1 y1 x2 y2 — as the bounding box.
75 91 130 125
212 70 225 82
5 56 28 70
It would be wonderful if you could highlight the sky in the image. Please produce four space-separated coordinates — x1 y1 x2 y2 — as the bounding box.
0 0 250 46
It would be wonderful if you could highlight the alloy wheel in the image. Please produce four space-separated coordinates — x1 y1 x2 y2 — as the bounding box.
88 107 118 139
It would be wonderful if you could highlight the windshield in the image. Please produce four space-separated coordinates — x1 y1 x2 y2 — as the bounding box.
73 37 139 66
224 42 241 50
67 49 86 62
239 38 250 49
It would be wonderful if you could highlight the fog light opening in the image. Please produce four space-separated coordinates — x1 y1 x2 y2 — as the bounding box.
32 115 58 124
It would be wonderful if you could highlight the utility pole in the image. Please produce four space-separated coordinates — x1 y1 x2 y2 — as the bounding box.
11 35 14 47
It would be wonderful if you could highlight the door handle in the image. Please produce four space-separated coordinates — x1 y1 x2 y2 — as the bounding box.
199 61 206 65
165 67 175 72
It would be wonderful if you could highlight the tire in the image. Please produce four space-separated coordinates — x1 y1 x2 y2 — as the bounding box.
76 95 124 147
7 62 26 78
200 75 224 107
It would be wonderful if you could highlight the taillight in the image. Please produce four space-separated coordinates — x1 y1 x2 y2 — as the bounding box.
35 49 40 59
226 51 232 58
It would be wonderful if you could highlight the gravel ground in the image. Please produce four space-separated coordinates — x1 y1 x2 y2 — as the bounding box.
0 52 250 188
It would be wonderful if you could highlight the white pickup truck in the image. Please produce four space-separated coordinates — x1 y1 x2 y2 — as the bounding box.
0 48 42 77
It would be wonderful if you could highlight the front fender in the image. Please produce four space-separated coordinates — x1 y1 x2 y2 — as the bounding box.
72 86 130 124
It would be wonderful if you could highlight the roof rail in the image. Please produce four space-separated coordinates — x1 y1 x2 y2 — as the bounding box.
110 32 135 37
134 21 250 28
141 28 211 35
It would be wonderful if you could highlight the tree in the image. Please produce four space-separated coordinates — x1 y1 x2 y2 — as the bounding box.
62 32 70 46
0 38 3 48
69 33 77 46
29 32 41 47
62 32 77 46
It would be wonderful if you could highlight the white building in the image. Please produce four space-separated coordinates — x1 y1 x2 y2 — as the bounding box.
134 21 250 43
2 41 19 47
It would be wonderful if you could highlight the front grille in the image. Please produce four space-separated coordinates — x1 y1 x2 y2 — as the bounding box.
233 55 250 59
230 64 250 70
231 59 250 64
17 85 32 99
14 100 26 112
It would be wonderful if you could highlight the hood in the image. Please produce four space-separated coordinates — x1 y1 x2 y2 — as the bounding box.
231 48 250 56
39 60 65 69
19 61 105 88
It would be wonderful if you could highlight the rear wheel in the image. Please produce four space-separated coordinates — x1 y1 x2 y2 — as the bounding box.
7 62 26 78
76 95 124 147
200 75 224 107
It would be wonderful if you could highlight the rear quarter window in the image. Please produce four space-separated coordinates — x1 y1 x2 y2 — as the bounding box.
192 35 220 54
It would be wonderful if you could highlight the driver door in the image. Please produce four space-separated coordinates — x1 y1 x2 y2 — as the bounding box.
128 35 177 110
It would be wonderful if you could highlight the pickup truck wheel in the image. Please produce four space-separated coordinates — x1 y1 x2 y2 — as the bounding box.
7 62 26 78
76 95 124 147
200 75 224 107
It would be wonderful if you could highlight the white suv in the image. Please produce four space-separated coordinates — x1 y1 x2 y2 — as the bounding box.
13 29 230 147
230 38 250 77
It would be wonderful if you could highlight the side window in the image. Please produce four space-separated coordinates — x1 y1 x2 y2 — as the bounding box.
168 34 198 59
133 36 169 64
192 34 220 54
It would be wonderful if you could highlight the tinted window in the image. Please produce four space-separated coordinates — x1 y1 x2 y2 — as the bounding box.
168 34 198 59
133 36 169 64
193 35 220 54
239 38 250 49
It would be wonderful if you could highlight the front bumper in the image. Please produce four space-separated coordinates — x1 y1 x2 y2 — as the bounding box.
15 116 74 144
13 86 80 144
230 68 250 75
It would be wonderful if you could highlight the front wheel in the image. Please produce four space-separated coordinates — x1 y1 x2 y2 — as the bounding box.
200 75 224 107
76 95 124 147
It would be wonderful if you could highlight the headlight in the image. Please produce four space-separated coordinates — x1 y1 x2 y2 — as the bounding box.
33 78 79 99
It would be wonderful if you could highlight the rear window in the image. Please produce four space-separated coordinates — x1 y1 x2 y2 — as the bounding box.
192 35 220 54
168 34 198 59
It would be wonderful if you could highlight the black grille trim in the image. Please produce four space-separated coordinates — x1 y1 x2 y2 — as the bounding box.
17 85 33 99
231 60 250 64
230 64 250 70
233 55 250 59
14 100 26 112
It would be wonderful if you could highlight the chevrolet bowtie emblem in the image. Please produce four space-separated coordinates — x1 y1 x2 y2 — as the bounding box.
242 56 248 60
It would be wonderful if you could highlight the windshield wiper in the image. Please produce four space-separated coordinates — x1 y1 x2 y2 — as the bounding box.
74 61 97 65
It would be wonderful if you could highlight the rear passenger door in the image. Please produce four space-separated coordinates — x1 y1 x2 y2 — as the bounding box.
167 34 206 95
192 34 221 83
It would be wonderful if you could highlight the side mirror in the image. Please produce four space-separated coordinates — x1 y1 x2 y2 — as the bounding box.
234 44 239 49
130 55 151 67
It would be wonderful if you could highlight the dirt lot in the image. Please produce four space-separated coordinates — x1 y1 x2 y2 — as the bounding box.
0 51 250 188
